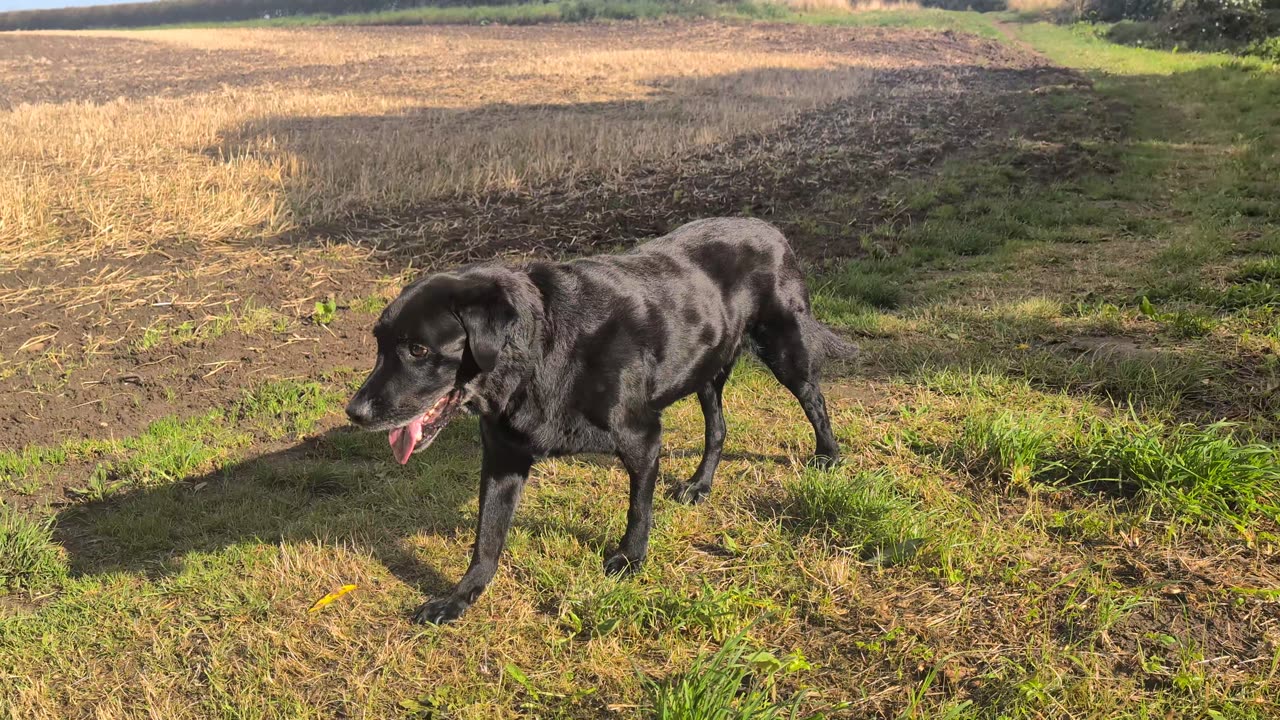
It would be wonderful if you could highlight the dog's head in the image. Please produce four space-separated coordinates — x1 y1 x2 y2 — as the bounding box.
346 271 515 464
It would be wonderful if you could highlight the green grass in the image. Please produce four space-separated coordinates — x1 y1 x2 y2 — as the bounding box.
134 302 291 352
957 411 1280 526
127 0 1005 33
784 468 926 556
788 7 1003 39
647 631 830 720
0 509 67 591
1077 419 1280 526
0 379 342 503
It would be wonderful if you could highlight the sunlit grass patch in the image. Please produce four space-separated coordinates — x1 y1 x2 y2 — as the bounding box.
783 468 927 561
563 582 778 642
0 508 67 591
954 410 1280 526
955 411 1066 489
646 631 832 720
1076 419 1280 526
2 379 345 503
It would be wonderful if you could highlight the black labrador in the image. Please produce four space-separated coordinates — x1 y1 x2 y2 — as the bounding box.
346 217 856 624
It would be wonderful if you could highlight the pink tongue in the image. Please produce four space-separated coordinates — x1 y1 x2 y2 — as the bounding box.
389 418 423 465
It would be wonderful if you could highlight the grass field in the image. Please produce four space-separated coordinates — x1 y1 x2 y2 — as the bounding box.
1 10 1279 719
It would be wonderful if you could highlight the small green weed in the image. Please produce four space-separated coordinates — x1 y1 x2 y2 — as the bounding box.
647 631 830 720
313 297 338 325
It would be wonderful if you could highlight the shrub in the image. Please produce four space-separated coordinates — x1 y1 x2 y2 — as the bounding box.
1080 0 1172 22
1161 0 1273 45
1102 0 1279 51
1244 34 1280 59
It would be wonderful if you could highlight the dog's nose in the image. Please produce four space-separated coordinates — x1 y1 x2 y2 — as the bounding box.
346 398 373 425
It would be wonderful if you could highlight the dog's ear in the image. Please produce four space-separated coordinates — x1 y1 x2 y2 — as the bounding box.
453 279 516 373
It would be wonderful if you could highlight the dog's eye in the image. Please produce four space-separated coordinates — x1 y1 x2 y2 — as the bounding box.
408 344 430 358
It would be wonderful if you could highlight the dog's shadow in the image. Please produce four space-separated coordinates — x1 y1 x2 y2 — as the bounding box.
52 417 796 600
52 421 501 598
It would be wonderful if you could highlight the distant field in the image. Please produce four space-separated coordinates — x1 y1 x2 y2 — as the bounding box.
2 13 1279 719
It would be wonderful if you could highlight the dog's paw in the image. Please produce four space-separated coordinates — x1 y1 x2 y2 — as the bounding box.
412 596 469 625
675 480 711 505
603 551 645 577
809 453 841 471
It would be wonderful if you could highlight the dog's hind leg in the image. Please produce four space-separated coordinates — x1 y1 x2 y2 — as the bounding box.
752 315 840 467
676 362 734 504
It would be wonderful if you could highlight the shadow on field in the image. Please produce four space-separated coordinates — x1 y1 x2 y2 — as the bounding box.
47 415 799 601
50 423 497 599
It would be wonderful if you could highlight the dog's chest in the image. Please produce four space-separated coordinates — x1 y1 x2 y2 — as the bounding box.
508 403 615 457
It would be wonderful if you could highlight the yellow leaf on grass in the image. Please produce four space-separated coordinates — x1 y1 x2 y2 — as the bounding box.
308 584 357 613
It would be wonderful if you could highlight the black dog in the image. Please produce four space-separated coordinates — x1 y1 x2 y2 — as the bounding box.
346 217 856 624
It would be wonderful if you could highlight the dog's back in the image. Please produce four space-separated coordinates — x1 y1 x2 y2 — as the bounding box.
518 218 852 428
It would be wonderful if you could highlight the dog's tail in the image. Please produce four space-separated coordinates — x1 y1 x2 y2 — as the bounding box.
801 313 859 370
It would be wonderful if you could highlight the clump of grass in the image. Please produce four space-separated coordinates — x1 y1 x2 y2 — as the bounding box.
784 468 925 556
349 293 388 314
1213 281 1280 310
647 631 827 720
1013 346 1215 408
133 303 291 352
956 412 1062 488
1233 258 1280 283
0 508 68 591
955 412 1280 526
1075 420 1280 527
809 293 896 337
234 380 342 438
1162 310 1217 339
823 263 904 309
110 415 228 485
564 582 775 642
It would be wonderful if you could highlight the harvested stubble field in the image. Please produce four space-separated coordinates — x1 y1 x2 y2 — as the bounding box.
1 14 1279 719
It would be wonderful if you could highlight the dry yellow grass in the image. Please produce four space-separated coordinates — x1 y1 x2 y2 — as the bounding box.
1003 0 1071 12
0 24 892 263
781 0 922 12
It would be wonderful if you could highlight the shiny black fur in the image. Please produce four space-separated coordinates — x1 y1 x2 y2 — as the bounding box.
346 218 856 624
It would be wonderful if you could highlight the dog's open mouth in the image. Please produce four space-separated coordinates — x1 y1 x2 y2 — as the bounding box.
388 390 463 465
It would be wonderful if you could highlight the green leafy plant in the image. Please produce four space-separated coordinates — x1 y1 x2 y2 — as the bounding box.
313 297 338 325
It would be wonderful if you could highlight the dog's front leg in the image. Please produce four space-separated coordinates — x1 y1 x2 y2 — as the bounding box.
604 417 661 576
413 426 532 625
